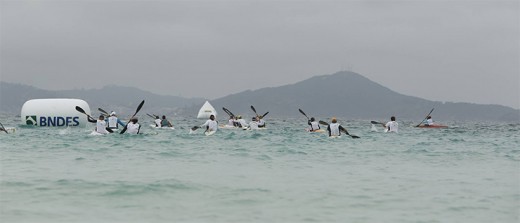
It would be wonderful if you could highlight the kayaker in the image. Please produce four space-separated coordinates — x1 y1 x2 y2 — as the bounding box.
257 115 266 128
227 115 236 127
201 114 218 132
122 117 141 134
385 116 398 133
248 117 259 130
161 115 173 127
424 116 434 126
88 115 110 134
327 117 343 137
107 111 126 130
307 117 321 132
235 115 248 128
154 115 162 127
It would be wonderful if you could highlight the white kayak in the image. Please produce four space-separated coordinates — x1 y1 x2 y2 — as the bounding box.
149 124 175 130
305 128 325 133
205 130 216 136
89 131 107 136
243 127 267 131
219 125 240 129
2 127 16 134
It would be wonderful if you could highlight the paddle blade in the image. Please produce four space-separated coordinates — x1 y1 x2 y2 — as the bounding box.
250 105 257 114
0 122 8 134
191 126 200 131
222 107 235 117
262 112 269 118
98 108 109 115
298 109 309 118
133 100 145 117
350 135 360 139
319 120 329 126
75 106 86 114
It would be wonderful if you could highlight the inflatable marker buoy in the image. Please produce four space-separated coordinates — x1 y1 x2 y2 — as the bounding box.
21 99 91 127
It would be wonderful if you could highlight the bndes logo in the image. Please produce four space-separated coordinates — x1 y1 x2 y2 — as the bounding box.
26 116 37 125
26 116 80 126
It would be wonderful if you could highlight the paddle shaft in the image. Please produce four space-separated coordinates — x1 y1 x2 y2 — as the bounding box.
98 108 109 115
0 121 8 134
299 109 310 120
416 108 435 127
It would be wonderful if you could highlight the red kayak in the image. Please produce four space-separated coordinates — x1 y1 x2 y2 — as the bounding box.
417 124 448 128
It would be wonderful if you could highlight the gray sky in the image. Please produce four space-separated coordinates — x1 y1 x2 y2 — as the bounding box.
1 0 519 109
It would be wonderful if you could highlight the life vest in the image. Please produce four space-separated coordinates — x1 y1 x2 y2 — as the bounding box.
328 123 340 136
107 116 118 129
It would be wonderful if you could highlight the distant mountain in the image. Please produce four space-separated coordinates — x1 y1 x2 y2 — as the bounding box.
0 82 206 115
2 71 519 122
204 71 519 122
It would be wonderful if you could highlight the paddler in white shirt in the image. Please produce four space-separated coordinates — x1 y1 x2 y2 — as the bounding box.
257 115 266 128
385 116 398 133
201 115 218 132
121 117 141 134
248 117 259 130
154 115 162 127
307 117 321 132
327 117 341 137
235 115 248 128
227 115 236 127
107 111 125 130
87 115 111 134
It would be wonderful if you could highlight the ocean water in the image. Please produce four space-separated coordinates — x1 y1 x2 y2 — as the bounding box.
1 116 519 223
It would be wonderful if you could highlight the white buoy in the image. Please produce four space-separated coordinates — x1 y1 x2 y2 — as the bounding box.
20 99 91 127
197 101 217 119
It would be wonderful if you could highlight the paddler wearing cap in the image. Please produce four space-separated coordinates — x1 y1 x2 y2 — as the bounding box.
107 111 126 130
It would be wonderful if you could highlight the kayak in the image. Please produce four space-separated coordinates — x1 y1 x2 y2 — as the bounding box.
244 127 267 131
89 131 107 136
205 130 216 136
149 124 175 130
305 128 325 133
417 124 448 128
219 125 240 129
2 127 16 134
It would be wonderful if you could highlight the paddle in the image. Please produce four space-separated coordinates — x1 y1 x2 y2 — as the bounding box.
120 100 145 134
222 107 235 117
251 105 269 118
319 120 360 138
76 106 93 120
370 121 387 127
0 121 8 134
415 108 435 127
299 109 310 120
147 113 157 119
98 108 109 116
250 105 258 116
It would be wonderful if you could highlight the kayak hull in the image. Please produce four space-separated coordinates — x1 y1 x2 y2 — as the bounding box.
417 124 448 128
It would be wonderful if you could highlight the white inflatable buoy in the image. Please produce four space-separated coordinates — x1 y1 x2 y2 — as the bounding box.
197 101 217 119
20 98 91 127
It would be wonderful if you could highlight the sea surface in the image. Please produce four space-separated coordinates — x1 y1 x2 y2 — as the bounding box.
1 115 519 223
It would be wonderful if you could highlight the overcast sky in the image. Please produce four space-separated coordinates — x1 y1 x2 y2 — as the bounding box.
1 0 518 109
